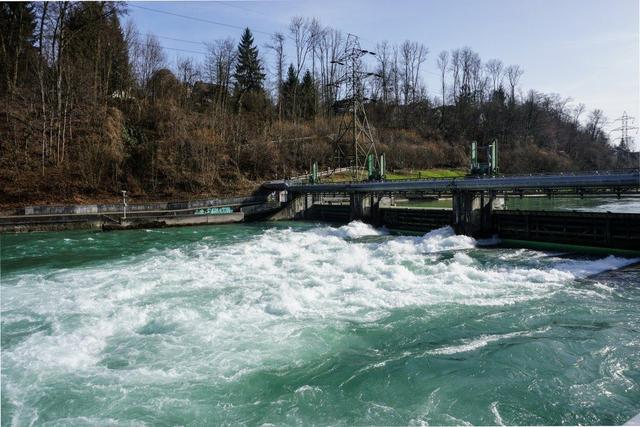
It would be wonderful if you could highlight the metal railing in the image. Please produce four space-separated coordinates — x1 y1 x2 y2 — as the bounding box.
304 168 640 186
263 169 640 195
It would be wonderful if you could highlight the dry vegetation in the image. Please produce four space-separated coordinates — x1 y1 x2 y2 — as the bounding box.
0 3 636 207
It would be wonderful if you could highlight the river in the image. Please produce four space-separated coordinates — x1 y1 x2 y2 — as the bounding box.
1 221 639 425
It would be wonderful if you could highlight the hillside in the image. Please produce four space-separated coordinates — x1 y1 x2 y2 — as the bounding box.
1 2 636 207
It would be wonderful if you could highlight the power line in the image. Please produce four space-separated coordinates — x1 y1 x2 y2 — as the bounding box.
129 4 275 37
138 32 206 46
161 46 207 55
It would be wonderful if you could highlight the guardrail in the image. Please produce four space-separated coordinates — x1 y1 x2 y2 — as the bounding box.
324 168 640 185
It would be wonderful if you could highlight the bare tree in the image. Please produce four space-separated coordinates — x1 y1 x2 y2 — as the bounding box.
289 16 314 78
485 59 504 94
449 48 460 103
374 41 393 104
399 40 428 104
436 50 449 109
265 32 286 120
308 18 323 113
204 38 236 111
135 34 166 91
317 27 344 110
573 103 586 125
176 56 199 86
505 64 524 103
391 45 400 104
458 47 480 101
288 16 316 120
308 18 322 80
587 109 606 140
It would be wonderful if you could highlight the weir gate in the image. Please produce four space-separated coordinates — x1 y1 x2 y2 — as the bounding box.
263 170 640 251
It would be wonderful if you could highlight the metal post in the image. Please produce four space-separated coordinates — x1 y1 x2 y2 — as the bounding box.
121 190 128 220
491 139 498 175
471 141 478 172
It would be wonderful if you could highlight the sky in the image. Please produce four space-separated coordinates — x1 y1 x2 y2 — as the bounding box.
126 0 640 149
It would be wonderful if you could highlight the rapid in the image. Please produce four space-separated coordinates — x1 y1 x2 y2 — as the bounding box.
1 221 639 425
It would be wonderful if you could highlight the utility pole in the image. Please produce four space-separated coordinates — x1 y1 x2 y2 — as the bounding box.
329 34 381 181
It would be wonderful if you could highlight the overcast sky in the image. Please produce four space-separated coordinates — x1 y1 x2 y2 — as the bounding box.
127 0 640 149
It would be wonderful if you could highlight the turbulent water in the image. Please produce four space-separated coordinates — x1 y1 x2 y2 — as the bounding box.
2 222 640 425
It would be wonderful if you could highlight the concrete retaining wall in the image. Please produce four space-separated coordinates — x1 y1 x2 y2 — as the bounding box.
13 195 267 216
1 195 277 233
103 212 245 231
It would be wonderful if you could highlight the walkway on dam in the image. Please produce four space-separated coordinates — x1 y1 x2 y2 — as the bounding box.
264 170 640 194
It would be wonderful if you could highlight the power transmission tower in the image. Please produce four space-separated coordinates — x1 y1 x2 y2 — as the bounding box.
329 34 380 180
611 111 638 150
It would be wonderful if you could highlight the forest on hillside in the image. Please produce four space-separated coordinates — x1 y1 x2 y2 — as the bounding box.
1 2 636 205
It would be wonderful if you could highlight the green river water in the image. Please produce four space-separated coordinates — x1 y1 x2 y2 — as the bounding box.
1 221 639 425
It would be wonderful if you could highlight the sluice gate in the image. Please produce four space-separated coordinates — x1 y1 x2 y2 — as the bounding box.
493 210 640 250
379 208 453 233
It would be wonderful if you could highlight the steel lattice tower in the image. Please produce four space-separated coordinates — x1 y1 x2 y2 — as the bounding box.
612 111 638 150
329 34 379 180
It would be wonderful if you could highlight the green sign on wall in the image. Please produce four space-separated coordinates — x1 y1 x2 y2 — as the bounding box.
195 207 234 215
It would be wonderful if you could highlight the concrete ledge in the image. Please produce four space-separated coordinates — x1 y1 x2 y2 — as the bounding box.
1 198 278 233
102 212 244 231
625 412 640 426
14 195 267 216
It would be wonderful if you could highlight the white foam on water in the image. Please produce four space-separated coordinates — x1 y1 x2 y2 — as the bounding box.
426 326 551 355
316 220 388 239
550 255 638 278
490 402 505 426
295 385 322 395
2 222 638 424
375 226 476 257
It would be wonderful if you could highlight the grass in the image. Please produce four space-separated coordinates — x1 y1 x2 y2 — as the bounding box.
385 168 467 180
320 168 466 183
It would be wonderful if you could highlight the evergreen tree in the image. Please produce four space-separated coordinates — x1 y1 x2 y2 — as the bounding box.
107 12 131 95
65 2 131 102
300 70 316 120
233 28 265 95
281 64 298 119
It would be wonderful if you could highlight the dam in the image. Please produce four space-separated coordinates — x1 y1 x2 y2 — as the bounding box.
265 169 640 252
